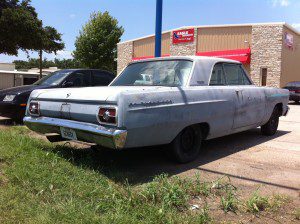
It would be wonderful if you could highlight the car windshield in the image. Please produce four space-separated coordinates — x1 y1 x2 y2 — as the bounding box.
111 60 193 87
34 70 72 86
286 81 300 87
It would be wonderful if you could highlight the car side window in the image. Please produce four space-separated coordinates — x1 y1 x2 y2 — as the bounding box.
66 71 90 87
223 64 251 85
92 71 114 86
210 63 226 86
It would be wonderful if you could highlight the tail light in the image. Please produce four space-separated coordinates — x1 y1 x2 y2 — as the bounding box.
295 90 300 93
29 101 40 116
97 106 117 125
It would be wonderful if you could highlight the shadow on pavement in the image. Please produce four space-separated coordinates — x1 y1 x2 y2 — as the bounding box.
51 128 294 189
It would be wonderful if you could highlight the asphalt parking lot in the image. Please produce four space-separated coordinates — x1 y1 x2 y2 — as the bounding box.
0 104 299 200
182 103 300 198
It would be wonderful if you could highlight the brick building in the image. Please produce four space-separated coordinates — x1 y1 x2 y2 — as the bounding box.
117 22 300 87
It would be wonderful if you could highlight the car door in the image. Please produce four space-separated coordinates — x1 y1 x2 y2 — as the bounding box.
208 63 237 137
223 63 266 129
91 71 114 86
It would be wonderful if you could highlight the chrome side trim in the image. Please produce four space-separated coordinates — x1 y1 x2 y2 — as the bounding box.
23 116 127 149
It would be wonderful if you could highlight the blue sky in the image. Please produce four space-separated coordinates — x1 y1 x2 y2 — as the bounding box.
0 0 299 63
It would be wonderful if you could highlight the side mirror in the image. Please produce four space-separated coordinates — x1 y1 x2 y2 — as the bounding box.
62 81 74 87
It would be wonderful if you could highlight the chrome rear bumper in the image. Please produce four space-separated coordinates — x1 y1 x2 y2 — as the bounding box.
23 116 127 149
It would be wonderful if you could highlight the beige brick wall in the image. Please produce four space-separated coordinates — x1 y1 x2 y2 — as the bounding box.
170 28 197 56
250 25 283 87
117 41 133 75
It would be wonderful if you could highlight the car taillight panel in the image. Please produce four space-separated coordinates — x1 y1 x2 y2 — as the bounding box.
295 90 300 93
98 106 117 125
29 101 40 116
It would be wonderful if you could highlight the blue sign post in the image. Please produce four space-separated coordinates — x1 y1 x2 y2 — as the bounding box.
155 0 163 57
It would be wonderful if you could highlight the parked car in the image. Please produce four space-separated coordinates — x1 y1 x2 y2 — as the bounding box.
0 69 115 123
283 81 300 103
24 57 289 163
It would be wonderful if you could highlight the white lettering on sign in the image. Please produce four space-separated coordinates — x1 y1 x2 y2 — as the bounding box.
177 31 188 35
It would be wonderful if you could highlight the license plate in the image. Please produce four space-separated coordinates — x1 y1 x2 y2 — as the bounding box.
60 127 77 140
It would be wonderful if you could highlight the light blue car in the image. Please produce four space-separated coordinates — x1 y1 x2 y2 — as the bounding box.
24 56 289 163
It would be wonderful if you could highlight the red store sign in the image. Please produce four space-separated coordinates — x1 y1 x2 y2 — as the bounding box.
172 28 194 44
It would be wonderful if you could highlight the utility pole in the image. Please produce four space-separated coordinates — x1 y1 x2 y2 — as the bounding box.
154 0 163 57
39 49 43 79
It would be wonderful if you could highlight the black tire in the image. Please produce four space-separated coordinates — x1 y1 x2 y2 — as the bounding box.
261 108 280 136
169 125 202 163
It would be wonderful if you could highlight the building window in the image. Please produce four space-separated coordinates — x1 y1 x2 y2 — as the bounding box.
261 68 267 86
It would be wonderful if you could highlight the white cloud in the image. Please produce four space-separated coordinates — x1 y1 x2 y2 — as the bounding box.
0 50 74 63
292 23 300 30
272 0 290 7
54 50 73 59
44 50 73 60
69 14 76 19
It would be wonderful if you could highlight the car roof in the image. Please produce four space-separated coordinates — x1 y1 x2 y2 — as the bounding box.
129 56 241 65
59 69 114 74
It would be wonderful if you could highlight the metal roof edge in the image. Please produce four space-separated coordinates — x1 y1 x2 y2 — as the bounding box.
118 22 300 45
0 70 40 75
282 23 300 36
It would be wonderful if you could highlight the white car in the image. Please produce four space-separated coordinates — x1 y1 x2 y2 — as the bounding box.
24 56 289 163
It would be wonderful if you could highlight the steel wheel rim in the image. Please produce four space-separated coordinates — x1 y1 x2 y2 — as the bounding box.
180 128 195 153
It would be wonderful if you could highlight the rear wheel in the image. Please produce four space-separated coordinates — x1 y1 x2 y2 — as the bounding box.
169 125 202 163
261 107 280 136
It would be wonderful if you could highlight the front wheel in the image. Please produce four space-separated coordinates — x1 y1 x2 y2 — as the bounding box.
169 125 202 163
261 108 280 136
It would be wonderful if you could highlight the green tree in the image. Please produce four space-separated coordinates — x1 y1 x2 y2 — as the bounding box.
73 11 124 72
14 58 82 70
0 0 64 77
0 0 43 54
36 26 65 78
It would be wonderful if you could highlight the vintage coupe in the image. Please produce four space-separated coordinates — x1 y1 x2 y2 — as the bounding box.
24 57 289 163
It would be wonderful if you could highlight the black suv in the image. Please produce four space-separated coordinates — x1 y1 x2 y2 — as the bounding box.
0 69 115 123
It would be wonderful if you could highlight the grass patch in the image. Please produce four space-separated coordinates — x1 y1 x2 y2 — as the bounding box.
246 191 291 214
293 208 300 220
268 194 291 212
0 127 295 223
0 127 213 223
220 185 238 213
246 191 270 213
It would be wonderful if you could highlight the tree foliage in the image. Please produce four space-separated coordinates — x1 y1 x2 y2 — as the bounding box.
73 11 124 72
0 0 64 55
14 58 82 70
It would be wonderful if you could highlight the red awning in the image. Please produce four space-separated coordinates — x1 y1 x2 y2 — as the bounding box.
132 54 170 61
196 48 251 64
